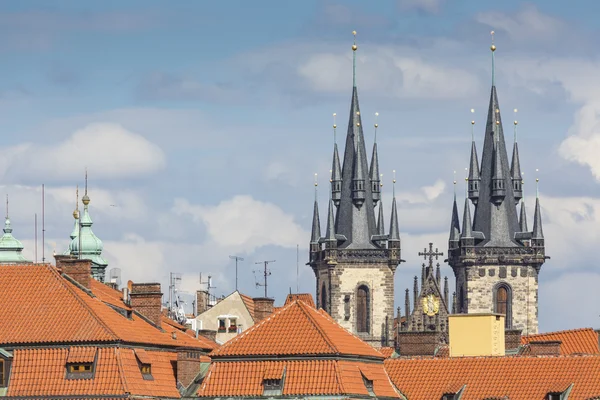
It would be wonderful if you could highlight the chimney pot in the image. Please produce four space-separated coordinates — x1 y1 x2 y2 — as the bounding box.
55 255 92 290
129 282 163 329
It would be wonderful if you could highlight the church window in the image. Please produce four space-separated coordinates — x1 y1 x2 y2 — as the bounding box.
321 283 327 311
494 284 512 329
344 295 351 320
356 285 370 333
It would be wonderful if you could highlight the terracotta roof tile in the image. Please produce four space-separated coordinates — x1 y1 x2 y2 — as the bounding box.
212 300 382 358
198 360 398 398
118 348 180 397
522 328 600 355
284 293 315 308
67 346 97 363
385 355 600 400
239 292 255 320
376 346 396 358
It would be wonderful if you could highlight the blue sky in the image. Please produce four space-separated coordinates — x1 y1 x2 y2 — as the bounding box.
1 0 600 332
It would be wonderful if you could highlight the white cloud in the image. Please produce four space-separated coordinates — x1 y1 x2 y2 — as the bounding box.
398 0 444 14
173 195 308 253
0 123 166 182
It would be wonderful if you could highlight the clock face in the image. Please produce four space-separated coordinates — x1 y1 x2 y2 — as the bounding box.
422 294 440 317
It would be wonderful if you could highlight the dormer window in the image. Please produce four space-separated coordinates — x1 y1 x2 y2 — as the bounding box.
263 365 285 396
0 352 11 388
66 347 96 380
360 370 375 397
134 349 153 380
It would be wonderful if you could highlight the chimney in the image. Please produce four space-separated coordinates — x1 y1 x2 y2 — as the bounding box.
504 329 522 350
196 290 209 315
528 341 561 356
55 255 92 290
449 313 505 357
129 282 163 329
252 297 275 322
177 350 205 389
198 329 217 342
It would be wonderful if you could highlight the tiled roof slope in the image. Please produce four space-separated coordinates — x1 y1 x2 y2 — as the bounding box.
522 328 599 355
198 360 399 398
284 293 315 308
385 355 600 400
212 300 382 358
7 347 180 398
239 293 255 320
0 264 216 350
377 347 397 358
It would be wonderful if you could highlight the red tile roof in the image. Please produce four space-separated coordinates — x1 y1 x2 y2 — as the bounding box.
239 292 255 320
198 360 399 398
385 355 600 400
284 293 315 308
522 328 600 355
7 347 181 398
377 346 396 358
212 300 382 358
0 264 216 351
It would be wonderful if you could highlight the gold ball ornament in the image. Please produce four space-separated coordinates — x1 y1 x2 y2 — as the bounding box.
333 124 337 129
491 44 496 52
352 44 357 51
374 123 378 128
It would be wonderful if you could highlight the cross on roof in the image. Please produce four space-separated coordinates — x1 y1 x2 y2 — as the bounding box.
418 243 443 269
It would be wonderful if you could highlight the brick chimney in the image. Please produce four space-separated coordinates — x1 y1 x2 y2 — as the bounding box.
528 340 561 356
252 297 274 322
505 329 522 350
196 290 209 315
129 283 163 328
55 255 92 290
177 350 205 389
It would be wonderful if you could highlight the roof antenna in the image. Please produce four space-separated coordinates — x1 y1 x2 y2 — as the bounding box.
352 30 358 87
490 30 496 86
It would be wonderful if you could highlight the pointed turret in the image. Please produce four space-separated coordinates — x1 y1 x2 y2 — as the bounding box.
444 276 449 310
351 133 367 208
64 186 80 256
404 288 410 330
491 120 506 204
325 197 337 245
369 114 381 205
519 199 528 233
389 174 400 241
68 174 108 282
511 119 523 204
413 276 418 310
331 114 342 206
468 121 481 204
310 178 321 260
0 196 31 264
436 263 441 287
448 188 461 250
421 263 426 288
461 198 473 240
532 181 544 241
377 199 385 236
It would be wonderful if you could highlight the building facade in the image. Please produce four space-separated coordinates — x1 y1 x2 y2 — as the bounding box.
447 43 547 334
308 34 402 346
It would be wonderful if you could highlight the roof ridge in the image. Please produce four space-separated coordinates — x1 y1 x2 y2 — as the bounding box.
527 327 595 336
50 266 119 341
296 300 339 354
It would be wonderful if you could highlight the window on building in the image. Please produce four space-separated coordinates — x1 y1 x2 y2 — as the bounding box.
218 318 226 332
547 394 561 400
441 394 455 400
494 284 512 329
68 364 92 373
357 285 370 333
321 282 327 311
263 379 283 396
66 363 94 379
361 374 375 397
229 318 237 332
140 363 152 377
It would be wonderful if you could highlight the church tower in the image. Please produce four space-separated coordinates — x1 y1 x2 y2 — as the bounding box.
308 32 402 346
447 34 547 334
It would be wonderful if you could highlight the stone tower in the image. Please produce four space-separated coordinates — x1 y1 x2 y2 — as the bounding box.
308 32 402 347
447 39 547 334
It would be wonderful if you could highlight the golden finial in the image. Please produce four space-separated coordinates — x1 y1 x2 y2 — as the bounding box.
352 30 357 51
380 173 383 188
374 112 379 128
332 112 337 144
82 168 90 206
356 122 360 126
356 111 360 115
314 173 318 187
333 113 337 129
535 169 540 197
490 30 496 52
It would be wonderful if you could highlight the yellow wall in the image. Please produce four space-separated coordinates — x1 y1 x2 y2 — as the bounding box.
449 314 505 357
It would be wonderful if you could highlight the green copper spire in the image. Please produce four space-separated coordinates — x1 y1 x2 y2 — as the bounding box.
0 195 31 264
67 173 108 282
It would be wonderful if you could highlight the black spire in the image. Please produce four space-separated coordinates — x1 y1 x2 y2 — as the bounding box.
404 288 410 325
519 199 528 232
325 197 336 243
532 190 543 240
377 201 385 236
461 198 473 239
510 119 523 204
351 132 367 207
448 190 461 250
452 292 457 314
310 182 321 244
389 183 400 241
331 147 342 207
491 119 506 204
444 277 449 310
413 276 418 310
436 263 441 287
468 121 481 204
369 114 381 206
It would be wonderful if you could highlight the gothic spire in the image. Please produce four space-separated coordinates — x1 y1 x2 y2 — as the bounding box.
471 33 520 246
532 178 544 240
413 276 418 309
377 181 385 235
468 119 481 203
436 263 441 286
444 276 449 310
461 198 473 239
448 180 461 249
389 172 400 241
452 292 457 314
325 196 337 242
519 199 528 233
510 113 523 203
369 113 381 205
404 288 410 324
310 175 321 244
331 114 342 206
334 31 378 249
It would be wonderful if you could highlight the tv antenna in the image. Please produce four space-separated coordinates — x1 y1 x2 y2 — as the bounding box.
229 255 244 291
200 273 216 295
254 260 275 298
108 268 122 287
168 272 182 318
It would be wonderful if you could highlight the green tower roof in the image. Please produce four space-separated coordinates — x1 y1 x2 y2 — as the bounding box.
0 217 31 264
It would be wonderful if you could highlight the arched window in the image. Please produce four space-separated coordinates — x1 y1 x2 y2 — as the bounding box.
356 285 370 333
321 283 328 312
494 284 512 329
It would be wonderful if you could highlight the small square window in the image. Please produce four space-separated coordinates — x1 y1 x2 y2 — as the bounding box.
218 319 226 332
263 379 283 396
66 363 94 379
141 364 151 375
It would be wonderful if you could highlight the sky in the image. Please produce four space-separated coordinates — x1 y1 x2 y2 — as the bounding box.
1 0 600 333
